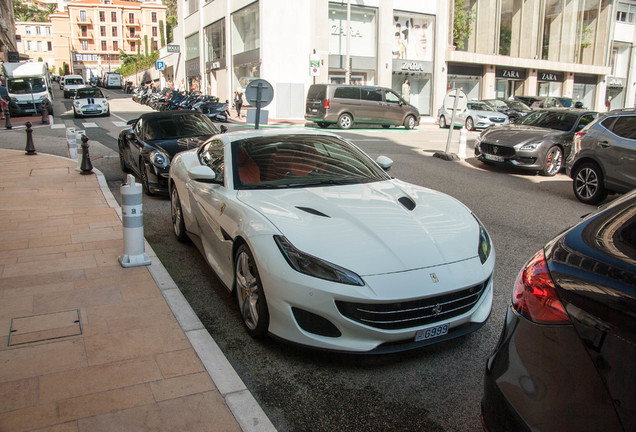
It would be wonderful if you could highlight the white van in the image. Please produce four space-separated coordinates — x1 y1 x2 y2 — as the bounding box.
62 75 86 98
102 72 122 89
2 61 54 116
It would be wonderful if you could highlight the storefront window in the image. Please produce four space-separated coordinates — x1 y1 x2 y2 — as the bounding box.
499 0 522 56
205 19 225 62
328 3 376 57
232 2 259 55
448 76 480 101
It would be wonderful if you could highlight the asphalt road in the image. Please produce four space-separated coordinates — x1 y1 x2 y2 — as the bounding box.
36 88 598 431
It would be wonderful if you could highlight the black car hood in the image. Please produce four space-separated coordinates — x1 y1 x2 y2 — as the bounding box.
545 192 636 431
152 136 211 158
480 124 564 147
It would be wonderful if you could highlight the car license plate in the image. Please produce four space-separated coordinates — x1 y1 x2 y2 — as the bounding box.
484 154 504 162
415 323 449 342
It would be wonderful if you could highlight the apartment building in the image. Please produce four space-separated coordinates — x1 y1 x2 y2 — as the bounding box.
15 22 55 69
50 0 166 79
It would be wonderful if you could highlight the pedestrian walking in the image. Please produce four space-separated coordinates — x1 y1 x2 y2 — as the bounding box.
234 89 244 118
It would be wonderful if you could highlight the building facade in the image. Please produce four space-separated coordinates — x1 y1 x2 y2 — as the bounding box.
50 0 166 79
15 22 55 70
164 0 629 120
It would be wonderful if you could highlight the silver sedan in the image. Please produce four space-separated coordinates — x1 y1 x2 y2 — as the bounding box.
439 101 509 131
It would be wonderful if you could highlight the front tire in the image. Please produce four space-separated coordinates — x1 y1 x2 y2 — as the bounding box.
234 244 269 338
170 186 188 242
541 145 563 176
439 115 447 129
572 162 608 204
139 160 153 195
337 113 353 129
404 115 416 130
465 117 475 131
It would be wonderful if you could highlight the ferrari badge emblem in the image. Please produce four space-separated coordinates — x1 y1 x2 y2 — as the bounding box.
430 273 439 283
220 204 226 216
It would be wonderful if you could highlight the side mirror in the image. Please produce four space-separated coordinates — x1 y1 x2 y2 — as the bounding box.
188 165 217 182
105 95 110 99
376 155 393 171
126 118 138 126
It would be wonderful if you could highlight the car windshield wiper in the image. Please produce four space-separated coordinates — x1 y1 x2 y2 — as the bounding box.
285 179 364 188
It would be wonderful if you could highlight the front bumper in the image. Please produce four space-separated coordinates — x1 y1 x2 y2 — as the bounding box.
252 234 495 353
143 163 169 194
475 141 543 171
482 306 623 432
76 104 109 116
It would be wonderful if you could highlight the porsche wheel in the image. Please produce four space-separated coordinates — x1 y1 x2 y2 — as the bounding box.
140 160 153 195
234 244 269 338
118 145 131 173
541 145 563 177
170 186 187 242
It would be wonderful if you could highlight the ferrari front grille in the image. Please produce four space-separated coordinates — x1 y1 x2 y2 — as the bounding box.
335 278 489 330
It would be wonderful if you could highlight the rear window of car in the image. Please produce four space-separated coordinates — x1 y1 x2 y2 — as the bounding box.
605 115 636 139
334 87 360 100
307 85 326 100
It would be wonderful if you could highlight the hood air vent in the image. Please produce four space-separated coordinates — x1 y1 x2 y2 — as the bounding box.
398 196 416 211
296 206 330 218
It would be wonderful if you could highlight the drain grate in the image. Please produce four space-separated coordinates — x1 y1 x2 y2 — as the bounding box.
8 310 82 346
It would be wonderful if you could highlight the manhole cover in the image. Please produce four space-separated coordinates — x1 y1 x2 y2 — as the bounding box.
8 310 82 346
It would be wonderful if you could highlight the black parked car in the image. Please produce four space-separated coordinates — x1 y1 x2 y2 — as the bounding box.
474 108 598 176
118 111 223 195
482 99 532 123
482 189 636 432
566 109 636 205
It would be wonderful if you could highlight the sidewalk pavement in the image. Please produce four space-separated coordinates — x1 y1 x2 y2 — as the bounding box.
0 147 276 432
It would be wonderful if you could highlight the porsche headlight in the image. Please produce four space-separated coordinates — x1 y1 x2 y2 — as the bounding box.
274 235 364 286
150 150 169 169
520 141 542 151
473 215 492 264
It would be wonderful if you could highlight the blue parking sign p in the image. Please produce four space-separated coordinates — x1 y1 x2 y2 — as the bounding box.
156 61 165 70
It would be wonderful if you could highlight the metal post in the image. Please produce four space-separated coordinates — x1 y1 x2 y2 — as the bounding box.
254 83 262 130
445 88 460 154
41 100 49 124
4 107 11 129
25 122 36 155
345 0 351 85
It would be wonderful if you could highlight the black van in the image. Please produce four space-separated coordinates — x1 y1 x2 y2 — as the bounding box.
305 84 420 129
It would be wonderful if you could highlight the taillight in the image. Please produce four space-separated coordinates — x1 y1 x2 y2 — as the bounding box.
512 250 570 324
324 99 330 109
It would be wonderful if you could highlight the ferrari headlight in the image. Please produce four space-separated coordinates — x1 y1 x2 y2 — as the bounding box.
274 235 364 286
473 215 492 264
150 150 169 169
520 141 542 151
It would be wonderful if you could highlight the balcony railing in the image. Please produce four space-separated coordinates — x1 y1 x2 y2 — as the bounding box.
76 16 93 25
125 18 140 26
78 32 93 40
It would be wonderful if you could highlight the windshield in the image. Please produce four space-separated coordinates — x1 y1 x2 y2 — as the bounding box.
519 111 578 131
7 78 46 94
468 102 494 111
76 88 104 98
232 135 391 189
146 114 219 140
65 78 84 85
506 100 530 111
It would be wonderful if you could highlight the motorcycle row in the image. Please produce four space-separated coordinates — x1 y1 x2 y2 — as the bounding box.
131 85 230 122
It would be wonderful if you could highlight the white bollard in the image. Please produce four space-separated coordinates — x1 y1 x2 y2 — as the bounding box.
66 127 77 160
458 127 467 159
118 174 151 268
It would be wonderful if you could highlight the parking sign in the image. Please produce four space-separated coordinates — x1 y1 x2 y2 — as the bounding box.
156 61 165 71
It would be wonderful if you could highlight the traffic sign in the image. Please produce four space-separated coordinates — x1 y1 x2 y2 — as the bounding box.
156 61 165 71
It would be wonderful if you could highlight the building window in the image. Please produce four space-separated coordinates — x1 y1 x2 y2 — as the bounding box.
130 28 136 38
113 41 118 51
152 26 157 37
152 41 158 51
111 11 117 22
81 25 88 37
47 41 52 51
80 10 87 21
99 11 105 22
617 2 635 23
185 32 199 61
232 2 260 55
112 27 118 37
152 11 157 22
45 27 51 36
204 18 225 62
131 41 136 51
36 26 41 35
101 26 106 36
129 12 134 23
101 40 107 51
81 40 88 50
25 26 32 35
187 0 198 16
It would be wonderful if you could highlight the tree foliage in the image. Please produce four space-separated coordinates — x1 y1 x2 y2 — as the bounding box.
14 0 56 22
453 0 475 50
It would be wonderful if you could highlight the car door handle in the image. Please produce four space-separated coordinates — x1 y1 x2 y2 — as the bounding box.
599 141 610 148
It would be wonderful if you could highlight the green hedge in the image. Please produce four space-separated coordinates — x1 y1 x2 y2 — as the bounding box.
115 51 160 77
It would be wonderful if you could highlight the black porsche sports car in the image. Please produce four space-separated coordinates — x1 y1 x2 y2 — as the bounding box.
118 111 222 195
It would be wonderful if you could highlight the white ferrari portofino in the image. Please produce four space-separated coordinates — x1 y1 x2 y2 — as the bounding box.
169 129 495 353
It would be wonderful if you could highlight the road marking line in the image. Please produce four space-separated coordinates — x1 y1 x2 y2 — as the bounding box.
83 122 98 128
